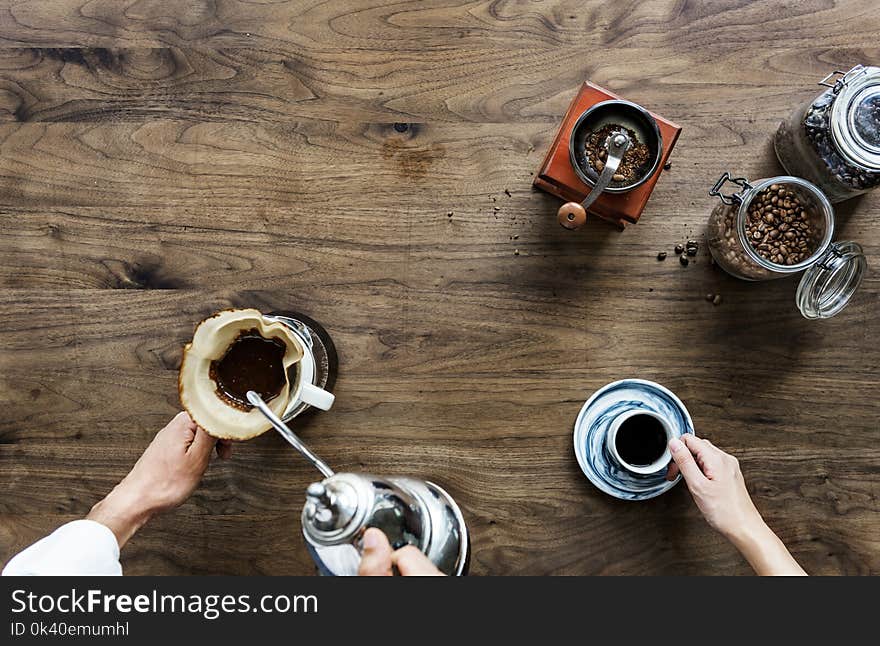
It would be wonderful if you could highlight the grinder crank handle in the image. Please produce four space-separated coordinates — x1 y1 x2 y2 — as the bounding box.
557 131 631 230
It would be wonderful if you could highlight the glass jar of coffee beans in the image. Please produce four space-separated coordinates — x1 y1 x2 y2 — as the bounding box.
774 65 880 202
707 173 867 319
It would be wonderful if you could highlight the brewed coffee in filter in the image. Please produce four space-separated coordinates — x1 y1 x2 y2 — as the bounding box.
179 308 304 440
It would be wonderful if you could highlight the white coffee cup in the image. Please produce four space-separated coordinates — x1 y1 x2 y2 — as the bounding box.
605 409 673 475
284 331 335 411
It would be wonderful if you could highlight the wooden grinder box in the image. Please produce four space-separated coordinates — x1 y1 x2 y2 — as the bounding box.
534 82 682 229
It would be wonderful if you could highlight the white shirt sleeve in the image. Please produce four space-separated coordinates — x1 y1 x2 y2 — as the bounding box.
2 519 122 576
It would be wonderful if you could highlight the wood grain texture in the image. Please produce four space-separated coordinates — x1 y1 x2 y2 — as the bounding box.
0 0 878 575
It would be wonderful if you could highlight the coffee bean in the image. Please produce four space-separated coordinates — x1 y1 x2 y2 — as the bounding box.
742 186 817 266
585 123 653 183
675 244 684 254
712 294 722 306
706 293 714 302
657 252 667 261
686 247 697 257
680 255 689 266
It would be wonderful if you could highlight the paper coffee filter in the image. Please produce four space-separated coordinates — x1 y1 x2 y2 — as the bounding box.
179 308 304 440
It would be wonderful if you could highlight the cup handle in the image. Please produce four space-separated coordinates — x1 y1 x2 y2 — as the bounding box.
300 383 335 411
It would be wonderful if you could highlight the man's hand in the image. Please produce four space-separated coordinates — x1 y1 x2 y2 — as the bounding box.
357 528 444 576
666 434 805 575
87 412 232 547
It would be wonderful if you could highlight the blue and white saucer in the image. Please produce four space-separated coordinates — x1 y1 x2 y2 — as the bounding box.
573 379 695 501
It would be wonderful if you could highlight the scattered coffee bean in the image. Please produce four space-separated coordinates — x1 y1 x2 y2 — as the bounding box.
447 211 453 217
679 255 689 267
514 249 519 256
675 244 684 255
705 293 714 302
657 252 667 261
504 189 511 197
712 294 722 306
663 162 672 171
686 247 697 257
512 234 519 240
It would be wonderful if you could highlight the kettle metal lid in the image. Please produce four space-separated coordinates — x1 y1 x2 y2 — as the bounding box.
302 474 372 546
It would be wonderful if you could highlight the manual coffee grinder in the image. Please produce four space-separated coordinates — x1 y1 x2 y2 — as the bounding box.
534 82 682 230
247 391 470 576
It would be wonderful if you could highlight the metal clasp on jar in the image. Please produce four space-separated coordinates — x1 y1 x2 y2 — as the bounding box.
818 64 868 91
708 172 753 205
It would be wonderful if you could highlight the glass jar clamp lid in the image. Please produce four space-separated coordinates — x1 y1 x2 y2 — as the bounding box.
709 172 867 319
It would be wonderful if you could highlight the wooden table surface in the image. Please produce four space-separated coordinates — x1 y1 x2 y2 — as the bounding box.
1 1 878 575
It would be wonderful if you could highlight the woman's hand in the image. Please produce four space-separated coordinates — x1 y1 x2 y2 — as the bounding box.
357 528 445 576
667 434 805 576
87 411 232 548
666 434 762 540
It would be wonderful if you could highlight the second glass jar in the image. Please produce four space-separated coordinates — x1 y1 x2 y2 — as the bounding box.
774 64 880 202
707 172 866 319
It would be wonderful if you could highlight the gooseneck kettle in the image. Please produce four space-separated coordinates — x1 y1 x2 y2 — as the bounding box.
247 391 470 576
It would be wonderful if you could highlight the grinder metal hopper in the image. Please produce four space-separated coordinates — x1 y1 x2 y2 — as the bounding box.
558 100 662 229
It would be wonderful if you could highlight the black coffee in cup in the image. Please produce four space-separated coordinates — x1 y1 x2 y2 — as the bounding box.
614 413 667 466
